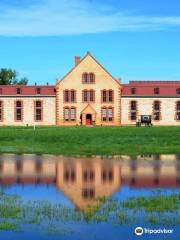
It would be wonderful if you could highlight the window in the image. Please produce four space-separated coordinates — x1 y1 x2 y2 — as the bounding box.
102 108 107 121
89 73 95 83
64 90 69 102
109 90 113 102
64 90 76 103
102 90 107 102
82 73 88 83
153 101 161 120
82 90 95 102
176 88 180 95
89 90 94 102
36 88 41 94
0 101 3 121
82 188 95 199
64 165 76 182
130 101 137 121
83 169 94 182
101 90 114 102
131 88 136 95
16 88 21 94
64 107 76 121
35 101 42 121
154 101 160 111
70 90 76 102
101 107 113 122
154 88 160 94
83 90 88 102
70 107 76 121
15 101 23 121
176 101 180 120
82 73 95 83
65 107 69 121
102 168 114 183
108 108 113 121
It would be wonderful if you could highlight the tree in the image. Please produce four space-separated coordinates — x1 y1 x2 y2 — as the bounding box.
0 68 28 85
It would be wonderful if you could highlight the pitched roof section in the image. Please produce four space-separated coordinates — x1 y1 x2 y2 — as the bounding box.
56 52 121 87
122 81 180 97
81 104 97 114
0 85 56 96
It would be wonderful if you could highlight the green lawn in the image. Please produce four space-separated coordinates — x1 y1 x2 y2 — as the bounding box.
0 126 180 156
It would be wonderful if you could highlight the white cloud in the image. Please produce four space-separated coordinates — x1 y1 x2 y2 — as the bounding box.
0 0 180 36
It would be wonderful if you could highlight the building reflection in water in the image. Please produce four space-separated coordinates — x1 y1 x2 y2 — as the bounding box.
0 155 179 209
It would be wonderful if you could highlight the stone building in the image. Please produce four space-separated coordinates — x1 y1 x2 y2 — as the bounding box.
0 52 180 126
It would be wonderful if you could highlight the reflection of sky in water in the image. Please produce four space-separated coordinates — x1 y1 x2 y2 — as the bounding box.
6 185 74 207
5 184 180 203
2 185 180 240
0 155 180 240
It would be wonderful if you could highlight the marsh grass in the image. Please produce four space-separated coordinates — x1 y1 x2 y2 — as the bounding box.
0 126 180 155
121 194 180 212
0 221 19 231
0 191 179 233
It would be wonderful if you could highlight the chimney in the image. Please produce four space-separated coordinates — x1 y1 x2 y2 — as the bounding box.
75 56 81 66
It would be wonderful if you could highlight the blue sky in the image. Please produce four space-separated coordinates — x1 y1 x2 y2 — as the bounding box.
0 0 180 84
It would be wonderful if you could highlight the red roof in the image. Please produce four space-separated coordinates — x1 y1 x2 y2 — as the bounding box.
122 81 180 97
0 85 56 96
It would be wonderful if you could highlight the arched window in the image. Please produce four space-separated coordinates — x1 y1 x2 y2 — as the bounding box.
82 72 95 83
83 168 94 182
82 90 95 102
102 167 114 183
89 73 95 83
70 90 76 102
82 73 88 83
82 188 95 199
108 90 114 102
102 90 107 102
64 90 76 103
130 101 137 121
35 100 43 121
176 101 180 120
64 90 69 102
89 89 95 102
0 101 3 122
83 90 88 102
64 163 76 182
153 101 161 120
15 101 23 121
101 90 114 103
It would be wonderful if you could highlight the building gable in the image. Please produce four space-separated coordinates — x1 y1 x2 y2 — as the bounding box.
56 52 121 89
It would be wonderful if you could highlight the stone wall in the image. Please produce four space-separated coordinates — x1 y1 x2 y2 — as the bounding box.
0 97 56 126
56 53 121 126
121 97 180 125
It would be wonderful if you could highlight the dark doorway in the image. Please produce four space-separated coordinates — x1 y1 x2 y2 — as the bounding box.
86 114 92 125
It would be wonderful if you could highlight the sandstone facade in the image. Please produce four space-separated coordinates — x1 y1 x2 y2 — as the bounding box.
0 52 180 126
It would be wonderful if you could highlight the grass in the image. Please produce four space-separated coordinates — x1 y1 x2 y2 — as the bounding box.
0 126 180 155
0 222 18 231
121 194 180 212
0 191 179 232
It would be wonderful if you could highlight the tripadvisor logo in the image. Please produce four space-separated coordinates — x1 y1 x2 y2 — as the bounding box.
135 227 144 236
134 226 174 236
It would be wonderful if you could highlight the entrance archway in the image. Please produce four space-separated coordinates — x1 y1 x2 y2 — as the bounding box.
86 114 92 125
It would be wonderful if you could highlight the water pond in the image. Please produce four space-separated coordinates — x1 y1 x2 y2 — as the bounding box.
0 154 179 240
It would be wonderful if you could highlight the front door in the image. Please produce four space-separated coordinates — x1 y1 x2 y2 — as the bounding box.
86 114 92 125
